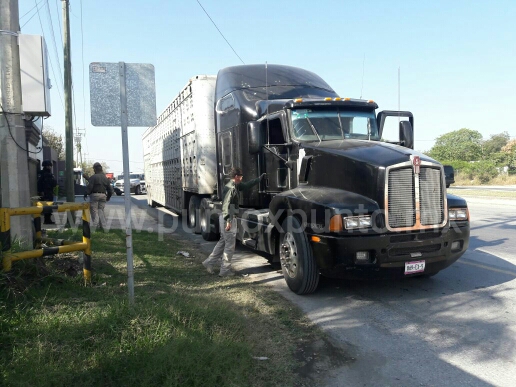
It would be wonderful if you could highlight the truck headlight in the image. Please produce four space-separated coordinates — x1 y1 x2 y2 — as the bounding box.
344 216 372 230
449 208 468 221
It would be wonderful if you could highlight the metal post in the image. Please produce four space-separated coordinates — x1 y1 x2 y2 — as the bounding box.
33 210 41 248
119 62 134 304
0 208 12 271
82 203 92 285
62 0 74 204
0 0 32 239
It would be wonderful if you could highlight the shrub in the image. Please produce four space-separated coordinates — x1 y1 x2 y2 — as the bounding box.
470 161 498 183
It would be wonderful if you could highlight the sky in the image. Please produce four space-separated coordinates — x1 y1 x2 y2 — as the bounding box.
18 0 516 174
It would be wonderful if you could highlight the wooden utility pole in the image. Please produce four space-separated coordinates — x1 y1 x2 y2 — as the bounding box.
62 0 74 202
0 0 32 239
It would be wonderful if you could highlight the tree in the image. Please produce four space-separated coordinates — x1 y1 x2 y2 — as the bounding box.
42 127 65 160
482 131 510 156
501 139 516 169
428 128 483 162
80 160 110 180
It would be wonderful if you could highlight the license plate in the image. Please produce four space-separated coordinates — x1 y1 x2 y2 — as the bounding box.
405 260 425 274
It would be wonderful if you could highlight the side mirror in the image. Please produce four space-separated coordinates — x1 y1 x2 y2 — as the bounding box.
248 121 264 154
399 121 414 149
377 110 413 138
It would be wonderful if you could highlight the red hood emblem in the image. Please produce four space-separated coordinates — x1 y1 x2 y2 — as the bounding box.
411 155 421 174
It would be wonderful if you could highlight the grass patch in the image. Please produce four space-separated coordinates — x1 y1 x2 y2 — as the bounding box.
454 172 516 186
1 229 338 386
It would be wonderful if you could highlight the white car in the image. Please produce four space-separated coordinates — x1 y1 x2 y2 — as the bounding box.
114 173 146 195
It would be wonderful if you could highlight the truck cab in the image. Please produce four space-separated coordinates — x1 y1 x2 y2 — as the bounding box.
199 64 470 294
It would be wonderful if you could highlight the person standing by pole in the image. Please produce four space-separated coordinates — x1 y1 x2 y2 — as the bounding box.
85 162 113 231
37 160 58 224
202 167 266 277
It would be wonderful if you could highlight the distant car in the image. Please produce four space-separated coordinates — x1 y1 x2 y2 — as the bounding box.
114 173 146 195
444 165 455 188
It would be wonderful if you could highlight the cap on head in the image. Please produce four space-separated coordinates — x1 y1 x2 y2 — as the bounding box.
42 160 52 167
93 162 102 169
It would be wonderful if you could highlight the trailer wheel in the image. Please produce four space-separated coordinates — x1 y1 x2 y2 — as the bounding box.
200 198 219 241
188 196 201 234
279 216 319 295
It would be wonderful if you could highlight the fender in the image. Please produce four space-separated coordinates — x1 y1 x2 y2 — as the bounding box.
447 194 468 208
269 186 380 233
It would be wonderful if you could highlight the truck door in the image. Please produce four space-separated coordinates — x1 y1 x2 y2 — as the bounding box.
262 115 289 193
218 130 234 191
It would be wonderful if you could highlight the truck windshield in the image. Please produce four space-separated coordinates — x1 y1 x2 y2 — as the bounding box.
290 109 379 142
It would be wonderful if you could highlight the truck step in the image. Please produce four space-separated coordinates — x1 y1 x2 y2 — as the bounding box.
242 238 257 248
241 208 270 224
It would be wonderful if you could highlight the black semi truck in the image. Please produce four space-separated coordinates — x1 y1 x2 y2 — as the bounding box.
143 64 470 294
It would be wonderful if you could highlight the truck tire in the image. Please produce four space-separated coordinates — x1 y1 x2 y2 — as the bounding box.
279 216 319 295
188 195 201 234
200 198 219 241
135 185 141 195
147 193 157 208
116 191 122 196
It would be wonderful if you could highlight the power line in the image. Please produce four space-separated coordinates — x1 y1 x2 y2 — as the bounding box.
21 0 47 28
44 0 64 92
0 103 42 154
20 0 47 20
71 81 78 130
80 0 86 130
64 1 78 138
196 0 245 65
54 0 63 44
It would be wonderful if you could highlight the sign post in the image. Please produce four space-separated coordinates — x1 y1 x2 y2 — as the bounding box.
89 62 156 304
118 62 134 302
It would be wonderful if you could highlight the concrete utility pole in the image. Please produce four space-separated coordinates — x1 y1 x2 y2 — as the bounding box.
62 0 74 202
0 0 33 240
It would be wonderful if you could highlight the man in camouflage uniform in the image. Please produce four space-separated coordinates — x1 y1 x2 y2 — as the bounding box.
202 167 265 277
37 160 57 224
85 162 113 230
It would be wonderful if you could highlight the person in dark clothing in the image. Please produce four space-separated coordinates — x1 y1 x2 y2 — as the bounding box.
85 162 114 230
202 167 266 277
37 160 57 224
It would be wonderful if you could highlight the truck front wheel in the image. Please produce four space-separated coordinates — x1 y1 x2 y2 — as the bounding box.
279 216 319 295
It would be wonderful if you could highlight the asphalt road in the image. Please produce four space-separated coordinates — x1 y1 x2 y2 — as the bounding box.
110 194 516 387
451 185 516 192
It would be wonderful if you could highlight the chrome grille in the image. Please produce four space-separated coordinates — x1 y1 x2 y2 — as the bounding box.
388 168 415 228
387 165 445 230
419 167 444 225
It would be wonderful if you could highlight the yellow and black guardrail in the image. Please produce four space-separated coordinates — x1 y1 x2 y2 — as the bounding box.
0 201 92 285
